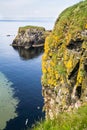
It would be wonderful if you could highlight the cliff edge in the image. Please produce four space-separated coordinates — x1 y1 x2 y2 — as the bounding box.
42 0 87 119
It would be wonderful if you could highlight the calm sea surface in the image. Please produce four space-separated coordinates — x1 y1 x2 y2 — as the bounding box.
0 19 54 130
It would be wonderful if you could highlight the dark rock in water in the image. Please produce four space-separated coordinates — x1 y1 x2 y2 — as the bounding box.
12 26 51 49
6 34 11 37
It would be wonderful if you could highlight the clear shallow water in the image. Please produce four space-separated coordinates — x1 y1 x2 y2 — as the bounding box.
0 72 18 130
0 20 54 130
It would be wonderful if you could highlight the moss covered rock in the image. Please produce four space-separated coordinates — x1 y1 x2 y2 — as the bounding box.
42 0 87 119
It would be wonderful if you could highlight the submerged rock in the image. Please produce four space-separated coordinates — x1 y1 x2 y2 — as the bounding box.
0 72 19 130
12 26 51 49
42 0 87 119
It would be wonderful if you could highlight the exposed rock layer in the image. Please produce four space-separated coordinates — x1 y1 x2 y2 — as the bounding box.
42 0 87 119
12 26 51 49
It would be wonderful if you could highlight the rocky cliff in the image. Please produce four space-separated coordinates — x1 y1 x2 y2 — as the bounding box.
42 0 87 119
12 26 50 49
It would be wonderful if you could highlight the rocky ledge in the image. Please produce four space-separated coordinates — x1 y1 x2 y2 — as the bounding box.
12 26 51 49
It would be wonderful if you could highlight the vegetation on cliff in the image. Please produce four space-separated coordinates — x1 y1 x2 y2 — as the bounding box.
27 1 87 130
18 25 45 33
42 0 87 114
33 105 87 130
42 0 87 88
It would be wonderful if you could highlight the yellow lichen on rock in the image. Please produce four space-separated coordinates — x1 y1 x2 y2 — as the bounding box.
42 0 87 118
66 33 71 45
85 24 87 29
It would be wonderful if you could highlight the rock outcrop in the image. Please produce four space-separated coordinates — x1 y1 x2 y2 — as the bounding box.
12 26 51 49
42 0 87 119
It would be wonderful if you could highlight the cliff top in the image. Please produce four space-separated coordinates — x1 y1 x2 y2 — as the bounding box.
53 0 87 41
18 25 45 33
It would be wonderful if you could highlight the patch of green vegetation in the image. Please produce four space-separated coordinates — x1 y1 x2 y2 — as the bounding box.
80 69 85 77
55 64 66 75
18 25 45 33
42 0 87 87
32 105 87 130
53 0 87 40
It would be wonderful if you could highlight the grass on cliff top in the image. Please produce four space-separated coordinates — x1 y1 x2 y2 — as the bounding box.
53 0 87 38
31 105 87 130
18 25 45 33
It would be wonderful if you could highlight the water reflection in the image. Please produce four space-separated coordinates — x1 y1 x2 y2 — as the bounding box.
13 47 44 60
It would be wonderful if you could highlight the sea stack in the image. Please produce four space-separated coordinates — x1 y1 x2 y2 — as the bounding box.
12 26 51 49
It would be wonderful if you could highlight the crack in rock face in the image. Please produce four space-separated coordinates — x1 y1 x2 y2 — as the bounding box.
42 0 87 119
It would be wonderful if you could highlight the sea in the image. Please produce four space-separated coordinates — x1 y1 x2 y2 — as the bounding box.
0 18 55 130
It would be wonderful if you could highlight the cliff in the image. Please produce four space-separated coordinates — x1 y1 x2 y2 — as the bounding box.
12 26 51 49
42 0 87 119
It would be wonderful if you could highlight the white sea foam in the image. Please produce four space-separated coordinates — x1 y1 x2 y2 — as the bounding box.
0 72 19 130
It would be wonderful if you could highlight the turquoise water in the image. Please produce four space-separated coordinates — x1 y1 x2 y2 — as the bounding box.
0 72 18 130
0 20 54 130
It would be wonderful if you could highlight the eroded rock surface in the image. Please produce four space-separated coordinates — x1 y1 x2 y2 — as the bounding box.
42 0 87 119
12 26 51 49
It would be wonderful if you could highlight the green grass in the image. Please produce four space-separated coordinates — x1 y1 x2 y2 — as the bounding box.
18 25 45 33
53 0 87 39
32 105 87 130
55 64 66 75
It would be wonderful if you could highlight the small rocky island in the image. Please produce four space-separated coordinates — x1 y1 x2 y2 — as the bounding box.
12 26 51 49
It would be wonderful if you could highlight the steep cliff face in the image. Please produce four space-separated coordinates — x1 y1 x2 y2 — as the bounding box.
42 0 87 119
